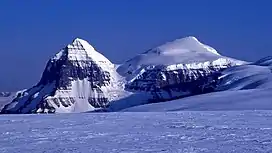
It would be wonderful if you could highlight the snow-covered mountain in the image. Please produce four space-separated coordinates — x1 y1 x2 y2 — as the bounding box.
1 36 245 114
118 36 243 77
116 36 245 103
1 38 127 114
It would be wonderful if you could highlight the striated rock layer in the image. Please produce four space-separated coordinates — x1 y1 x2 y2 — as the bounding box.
117 37 245 102
1 38 126 114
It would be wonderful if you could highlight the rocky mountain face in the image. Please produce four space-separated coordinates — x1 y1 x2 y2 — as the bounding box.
1 36 245 114
1 38 125 114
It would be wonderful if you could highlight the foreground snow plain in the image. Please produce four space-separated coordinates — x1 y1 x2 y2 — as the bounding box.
1 111 272 153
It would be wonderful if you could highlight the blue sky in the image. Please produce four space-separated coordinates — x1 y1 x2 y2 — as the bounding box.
0 0 271 91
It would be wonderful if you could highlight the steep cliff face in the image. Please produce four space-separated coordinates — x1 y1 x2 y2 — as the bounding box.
117 37 245 101
1 38 126 114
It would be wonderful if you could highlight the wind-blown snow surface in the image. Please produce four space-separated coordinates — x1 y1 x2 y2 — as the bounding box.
1 111 272 153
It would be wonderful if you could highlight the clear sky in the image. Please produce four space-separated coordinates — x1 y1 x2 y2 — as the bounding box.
0 0 271 91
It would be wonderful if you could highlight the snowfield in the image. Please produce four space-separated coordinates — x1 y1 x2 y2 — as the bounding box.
122 88 272 112
1 111 272 153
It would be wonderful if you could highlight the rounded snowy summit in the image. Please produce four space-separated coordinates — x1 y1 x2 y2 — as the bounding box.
153 36 220 56
117 36 228 77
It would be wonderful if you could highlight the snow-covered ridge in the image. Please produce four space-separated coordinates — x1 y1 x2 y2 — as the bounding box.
254 56 272 66
217 59 272 91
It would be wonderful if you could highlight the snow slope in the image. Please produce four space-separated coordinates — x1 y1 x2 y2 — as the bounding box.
123 89 272 112
217 65 272 91
1 111 272 153
254 56 272 66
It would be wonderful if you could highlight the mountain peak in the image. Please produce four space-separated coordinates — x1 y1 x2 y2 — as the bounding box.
180 36 199 41
72 37 85 42
51 38 112 66
71 37 93 48
69 37 96 52
134 36 223 66
117 36 242 78
155 36 220 56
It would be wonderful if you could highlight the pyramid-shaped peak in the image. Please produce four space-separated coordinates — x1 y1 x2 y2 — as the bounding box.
180 36 199 41
51 37 113 67
68 37 96 51
72 37 89 45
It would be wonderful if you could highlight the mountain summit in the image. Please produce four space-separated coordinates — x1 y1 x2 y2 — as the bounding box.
117 36 244 79
151 36 220 55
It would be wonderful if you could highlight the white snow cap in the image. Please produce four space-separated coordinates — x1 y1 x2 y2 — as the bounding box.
139 36 223 65
117 36 227 75
53 37 113 65
154 36 220 56
71 37 96 51
116 36 246 78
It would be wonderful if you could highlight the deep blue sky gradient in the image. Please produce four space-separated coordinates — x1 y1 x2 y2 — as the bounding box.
0 0 271 91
